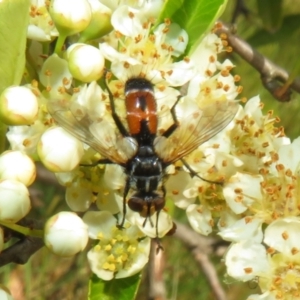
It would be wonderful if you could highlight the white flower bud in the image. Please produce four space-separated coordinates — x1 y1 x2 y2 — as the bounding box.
44 212 89 256
80 0 112 41
0 151 36 186
50 0 92 36
0 179 31 222
38 127 84 172
0 86 38 125
0 227 4 253
67 44 105 82
0 287 14 300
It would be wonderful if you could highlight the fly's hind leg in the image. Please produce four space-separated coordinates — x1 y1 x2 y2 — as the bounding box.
162 95 182 138
103 69 129 137
180 158 223 185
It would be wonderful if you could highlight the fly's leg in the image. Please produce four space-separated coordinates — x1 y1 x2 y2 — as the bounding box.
80 158 114 167
162 95 181 138
117 176 130 229
103 70 129 137
180 158 223 185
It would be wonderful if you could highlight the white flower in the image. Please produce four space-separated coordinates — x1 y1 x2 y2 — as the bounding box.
6 120 46 155
83 211 151 280
225 241 270 281
28 0 58 41
223 172 263 214
218 216 263 243
264 217 300 256
38 127 84 172
44 211 89 256
39 54 72 98
186 204 213 235
0 86 38 125
0 150 36 186
133 210 173 238
0 179 31 222
67 44 105 82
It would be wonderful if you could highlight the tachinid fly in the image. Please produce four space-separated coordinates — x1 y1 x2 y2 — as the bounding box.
47 74 239 236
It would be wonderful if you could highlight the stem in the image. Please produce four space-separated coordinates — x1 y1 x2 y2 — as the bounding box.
54 34 67 57
0 220 44 238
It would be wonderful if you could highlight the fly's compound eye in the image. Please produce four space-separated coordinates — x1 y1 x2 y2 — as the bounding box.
128 196 145 213
128 193 165 217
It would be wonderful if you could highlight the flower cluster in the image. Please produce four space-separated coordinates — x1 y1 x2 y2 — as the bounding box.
0 0 299 298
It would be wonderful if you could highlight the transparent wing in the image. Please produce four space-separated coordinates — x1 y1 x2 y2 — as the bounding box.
154 100 239 164
47 99 138 165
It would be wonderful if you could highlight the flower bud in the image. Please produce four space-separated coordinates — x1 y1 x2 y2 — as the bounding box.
0 227 4 253
44 211 89 256
80 0 113 42
0 179 31 222
0 287 14 300
50 0 92 36
0 151 36 186
67 44 105 82
0 86 38 125
38 127 84 172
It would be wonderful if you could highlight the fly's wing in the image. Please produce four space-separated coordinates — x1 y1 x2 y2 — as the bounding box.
47 99 138 165
154 100 239 164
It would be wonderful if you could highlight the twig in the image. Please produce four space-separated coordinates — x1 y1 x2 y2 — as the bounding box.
147 240 166 300
0 219 44 267
173 222 227 300
216 22 300 102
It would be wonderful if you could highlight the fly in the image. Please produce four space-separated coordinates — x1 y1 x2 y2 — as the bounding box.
47 73 239 237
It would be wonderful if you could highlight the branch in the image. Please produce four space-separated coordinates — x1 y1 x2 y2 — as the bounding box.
0 219 44 267
216 22 300 102
173 222 227 300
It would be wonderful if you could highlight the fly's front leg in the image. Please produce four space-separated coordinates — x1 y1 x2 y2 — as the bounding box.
80 158 114 167
103 70 129 137
162 95 182 138
117 176 130 229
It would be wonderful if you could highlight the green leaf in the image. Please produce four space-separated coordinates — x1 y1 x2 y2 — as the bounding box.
156 0 227 54
247 15 300 47
256 0 283 31
88 273 142 300
0 0 30 95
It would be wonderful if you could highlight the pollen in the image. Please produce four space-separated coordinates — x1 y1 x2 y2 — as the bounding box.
221 40 228 47
221 69 229 77
291 247 299 255
209 55 215 63
164 18 171 25
105 244 112 251
31 80 38 88
282 231 289 240
226 46 233 53
44 69 51 76
172 190 179 195
223 84 230 92
244 267 253 274
222 160 227 167
205 70 213 77
234 75 241 82
184 56 190 63
236 86 243 93
128 11 135 18
178 36 184 42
